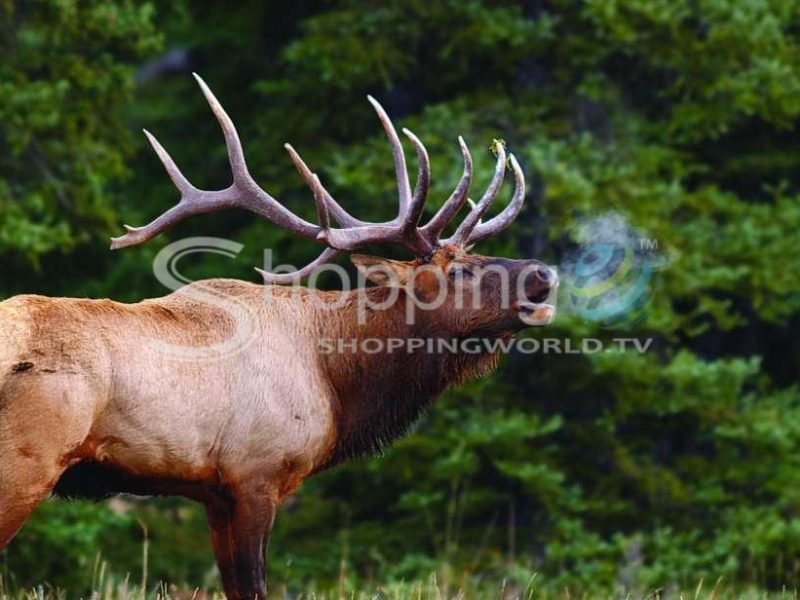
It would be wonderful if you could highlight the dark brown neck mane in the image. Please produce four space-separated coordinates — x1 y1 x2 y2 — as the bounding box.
315 286 502 467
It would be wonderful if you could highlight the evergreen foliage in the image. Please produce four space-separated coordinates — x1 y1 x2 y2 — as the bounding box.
1 0 799 594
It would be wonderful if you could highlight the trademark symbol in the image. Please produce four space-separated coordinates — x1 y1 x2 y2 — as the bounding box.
639 238 658 251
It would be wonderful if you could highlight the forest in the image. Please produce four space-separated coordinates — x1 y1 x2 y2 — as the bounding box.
1 0 800 596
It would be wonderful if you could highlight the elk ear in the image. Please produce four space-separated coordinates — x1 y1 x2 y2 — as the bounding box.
351 254 411 286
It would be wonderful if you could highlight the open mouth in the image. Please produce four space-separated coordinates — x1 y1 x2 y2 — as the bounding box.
527 289 551 304
516 302 556 326
515 285 558 327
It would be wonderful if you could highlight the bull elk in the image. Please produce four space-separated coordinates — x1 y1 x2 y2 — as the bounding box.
0 74 557 599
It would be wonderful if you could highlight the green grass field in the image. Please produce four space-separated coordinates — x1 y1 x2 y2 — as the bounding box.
2 571 799 600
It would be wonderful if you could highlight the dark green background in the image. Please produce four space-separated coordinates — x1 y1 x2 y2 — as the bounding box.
1 0 799 595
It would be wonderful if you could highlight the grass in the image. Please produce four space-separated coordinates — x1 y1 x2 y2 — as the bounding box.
1 572 800 600
3 535 799 600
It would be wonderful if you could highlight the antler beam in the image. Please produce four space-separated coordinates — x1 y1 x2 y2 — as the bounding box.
112 74 527 282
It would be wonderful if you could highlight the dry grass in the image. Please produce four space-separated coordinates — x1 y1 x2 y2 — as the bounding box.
1 572 799 600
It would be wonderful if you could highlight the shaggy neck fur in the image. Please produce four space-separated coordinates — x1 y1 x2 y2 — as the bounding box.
314 286 502 466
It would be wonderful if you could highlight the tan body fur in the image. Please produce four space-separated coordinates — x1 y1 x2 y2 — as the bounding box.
0 280 342 529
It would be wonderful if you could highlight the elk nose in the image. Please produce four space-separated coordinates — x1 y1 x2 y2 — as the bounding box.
524 265 557 303
534 265 554 284
531 265 557 288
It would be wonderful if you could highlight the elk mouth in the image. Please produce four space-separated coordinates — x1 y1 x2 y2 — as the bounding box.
526 288 551 304
514 285 558 327
515 301 556 326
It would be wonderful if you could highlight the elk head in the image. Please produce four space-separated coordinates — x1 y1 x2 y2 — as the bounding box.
111 74 557 331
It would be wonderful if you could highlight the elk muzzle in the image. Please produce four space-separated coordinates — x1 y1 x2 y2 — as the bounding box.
514 263 558 327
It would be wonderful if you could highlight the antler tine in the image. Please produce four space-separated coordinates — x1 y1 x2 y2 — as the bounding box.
466 153 526 246
284 144 364 228
308 173 330 232
400 127 430 230
255 247 341 284
193 73 250 184
193 74 318 231
317 99 436 257
421 136 473 242
142 129 194 194
110 132 187 249
366 95 412 217
192 73 314 229
109 129 233 250
111 210 199 250
111 75 324 252
443 141 506 247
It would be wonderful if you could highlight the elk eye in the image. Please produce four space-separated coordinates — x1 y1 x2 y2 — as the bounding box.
449 265 474 280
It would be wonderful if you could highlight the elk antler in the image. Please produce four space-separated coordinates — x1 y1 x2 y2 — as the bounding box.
111 74 526 283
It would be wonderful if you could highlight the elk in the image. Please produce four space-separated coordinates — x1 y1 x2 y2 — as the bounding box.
0 74 557 599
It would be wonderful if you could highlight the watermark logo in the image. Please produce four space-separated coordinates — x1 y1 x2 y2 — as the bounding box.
144 216 662 361
150 237 259 361
561 214 659 329
318 336 653 355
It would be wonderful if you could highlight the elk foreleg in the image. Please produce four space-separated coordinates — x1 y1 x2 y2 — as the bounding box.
0 380 90 549
0 427 68 549
0 463 59 550
205 490 277 600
